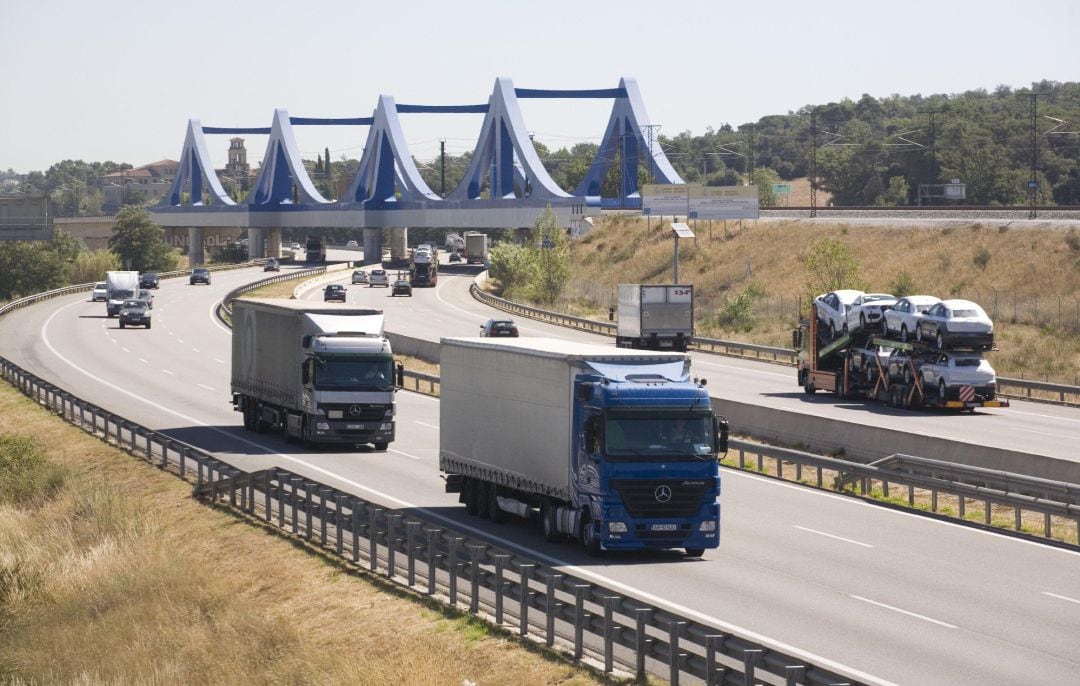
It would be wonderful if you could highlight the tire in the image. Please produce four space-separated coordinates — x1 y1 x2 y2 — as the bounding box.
581 514 602 557
866 362 875 384
803 375 816 395
281 416 294 444
859 314 866 331
541 500 561 542
902 365 912 385
119 321 125 329
842 323 849 336
900 325 908 343
463 479 480 516
916 325 923 342
474 481 490 520
939 380 948 402
242 404 255 431
301 419 315 450
684 548 705 558
146 322 151 329
487 483 506 523
936 332 945 351
374 442 388 451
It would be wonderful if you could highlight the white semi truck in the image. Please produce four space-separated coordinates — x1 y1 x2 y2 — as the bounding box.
230 298 396 449
105 270 140 317
439 337 727 557
616 284 694 352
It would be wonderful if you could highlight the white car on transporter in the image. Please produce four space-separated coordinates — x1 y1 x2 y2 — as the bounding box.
845 293 897 333
814 289 864 339
883 295 942 342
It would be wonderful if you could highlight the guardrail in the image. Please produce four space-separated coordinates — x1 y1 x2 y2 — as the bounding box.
468 285 1080 404
217 265 330 322
0 354 870 686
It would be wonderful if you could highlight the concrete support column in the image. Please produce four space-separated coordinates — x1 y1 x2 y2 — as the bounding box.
266 228 282 258
362 228 383 267
247 228 266 260
389 227 408 266
187 227 205 266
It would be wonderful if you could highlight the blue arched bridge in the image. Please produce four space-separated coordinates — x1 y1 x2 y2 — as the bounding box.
150 77 684 264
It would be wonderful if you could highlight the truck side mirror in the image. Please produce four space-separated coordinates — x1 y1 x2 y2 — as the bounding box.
714 416 730 455
301 361 310 385
792 329 803 350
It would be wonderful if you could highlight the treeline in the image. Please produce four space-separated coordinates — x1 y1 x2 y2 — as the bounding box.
659 80 1080 206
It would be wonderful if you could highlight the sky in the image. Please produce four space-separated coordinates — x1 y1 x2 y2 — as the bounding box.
2 0 1078 173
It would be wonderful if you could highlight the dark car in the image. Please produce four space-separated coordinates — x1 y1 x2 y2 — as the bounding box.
480 318 518 337
118 299 151 329
263 258 280 272
139 272 159 289
323 284 347 302
189 268 211 285
391 279 412 297
448 251 462 263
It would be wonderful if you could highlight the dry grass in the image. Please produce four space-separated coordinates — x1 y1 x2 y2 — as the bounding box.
565 216 1080 384
0 384 608 685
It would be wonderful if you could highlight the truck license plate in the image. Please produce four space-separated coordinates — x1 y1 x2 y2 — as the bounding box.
346 423 367 430
651 523 678 531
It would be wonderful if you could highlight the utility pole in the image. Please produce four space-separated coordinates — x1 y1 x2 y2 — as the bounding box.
747 124 755 181
809 109 817 218
1027 93 1045 219
439 139 446 198
640 124 661 183
918 108 943 205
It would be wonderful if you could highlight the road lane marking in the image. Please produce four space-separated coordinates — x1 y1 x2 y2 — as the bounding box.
167 331 174 336
1042 591 1080 605
214 358 226 364
177 339 185 344
109 338 117 344
139 358 148 364
197 383 215 391
388 448 420 461
121 347 130 353
849 595 957 629
160 369 175 376
192 348 201 353
414 421 439 430
794 525 874 548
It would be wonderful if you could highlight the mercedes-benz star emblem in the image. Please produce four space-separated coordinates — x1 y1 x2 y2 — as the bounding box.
654 485 672 503
349 405 363 417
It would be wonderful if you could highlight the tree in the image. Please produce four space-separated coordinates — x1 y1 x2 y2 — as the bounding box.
108 205 178 272
750 168 781 207
69 250 121 284
0 241 67 300
487 242 531 298
803 237 866 304
528 205 570 304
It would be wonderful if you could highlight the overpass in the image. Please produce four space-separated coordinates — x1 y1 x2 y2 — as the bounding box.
150 77 683 264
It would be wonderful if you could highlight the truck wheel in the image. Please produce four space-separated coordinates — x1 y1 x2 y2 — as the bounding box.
487 485 507 523
474 481 490 519
684 548 705 558
119 321 125 329
803 376 816 395
900 325 909 343
373 442 388 451
936 332 945 351
939 380 948 402
243 405 255 431
541 501 561 542
581 515 602 557
464 479 482 516
281 418 293 444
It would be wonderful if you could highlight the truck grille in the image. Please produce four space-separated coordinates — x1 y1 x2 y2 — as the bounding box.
321 404 387 422
612 478 714 518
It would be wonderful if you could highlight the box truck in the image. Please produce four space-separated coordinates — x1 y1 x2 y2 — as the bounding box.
616 284 694 351
439 337 728 557
231 298 396 449
105 270 140 317
464 231 488 265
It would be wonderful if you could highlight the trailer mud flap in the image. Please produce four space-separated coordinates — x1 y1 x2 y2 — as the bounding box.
443 473 462 493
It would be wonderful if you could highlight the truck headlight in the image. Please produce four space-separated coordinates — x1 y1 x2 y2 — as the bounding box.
316 422 330 430
379 422 392 431
607 521 628 533
384 407 394 418
699 520 717 532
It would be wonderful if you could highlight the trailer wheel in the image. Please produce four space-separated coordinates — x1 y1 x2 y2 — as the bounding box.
939 380 948 402
242 404 255 431
487 484 507 523
803 376 816 395
281 416 294 444
373 442 388 451
541 501 561 542
936 332 945 351
463 479 480 516
581 514 602 557
900 325 909 343
684 548 705 558
902 365 912 385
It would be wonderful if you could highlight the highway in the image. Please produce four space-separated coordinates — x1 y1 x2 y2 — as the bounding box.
1 262 1078 685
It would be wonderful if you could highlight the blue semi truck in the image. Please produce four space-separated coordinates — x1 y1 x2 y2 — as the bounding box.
439 337 728 557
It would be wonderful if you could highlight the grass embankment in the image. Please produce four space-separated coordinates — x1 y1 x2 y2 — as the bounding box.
0 384 608 685
561 216 1080 384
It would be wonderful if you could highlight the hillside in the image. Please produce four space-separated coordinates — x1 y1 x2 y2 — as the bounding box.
561 215 1080 384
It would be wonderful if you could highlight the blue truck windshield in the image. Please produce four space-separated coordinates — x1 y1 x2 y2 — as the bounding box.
604 412 714 461
313 354 394 391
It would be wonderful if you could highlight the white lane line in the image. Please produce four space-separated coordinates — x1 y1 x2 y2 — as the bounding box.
41 296 895 686
1000 408 1080 424
192 348 201 354
849 595 957 629
109 338 117 344
178 339 185 344
388 448 421 461
414 421 439 430
210 298 232 334
1042 591 1080 605
793 525 875 548
214 358 226 364
167 331 174 336
160 369 175 376
197 383 215 391
121 347 130 353
138 358 148 364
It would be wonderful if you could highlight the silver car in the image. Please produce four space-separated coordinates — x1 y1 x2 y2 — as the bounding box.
883 295 941 342
916 299 994 350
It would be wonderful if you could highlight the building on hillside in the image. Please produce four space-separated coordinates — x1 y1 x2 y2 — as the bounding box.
101 159 179 212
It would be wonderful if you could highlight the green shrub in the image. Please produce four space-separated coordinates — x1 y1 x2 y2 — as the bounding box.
890 271 916 297
0 434 65 505
973 247 991 270
715 283 764 332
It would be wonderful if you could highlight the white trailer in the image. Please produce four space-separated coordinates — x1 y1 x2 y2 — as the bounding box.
464 231 488 264
231 298 396 449
105 270 140 317
616 284 694 351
